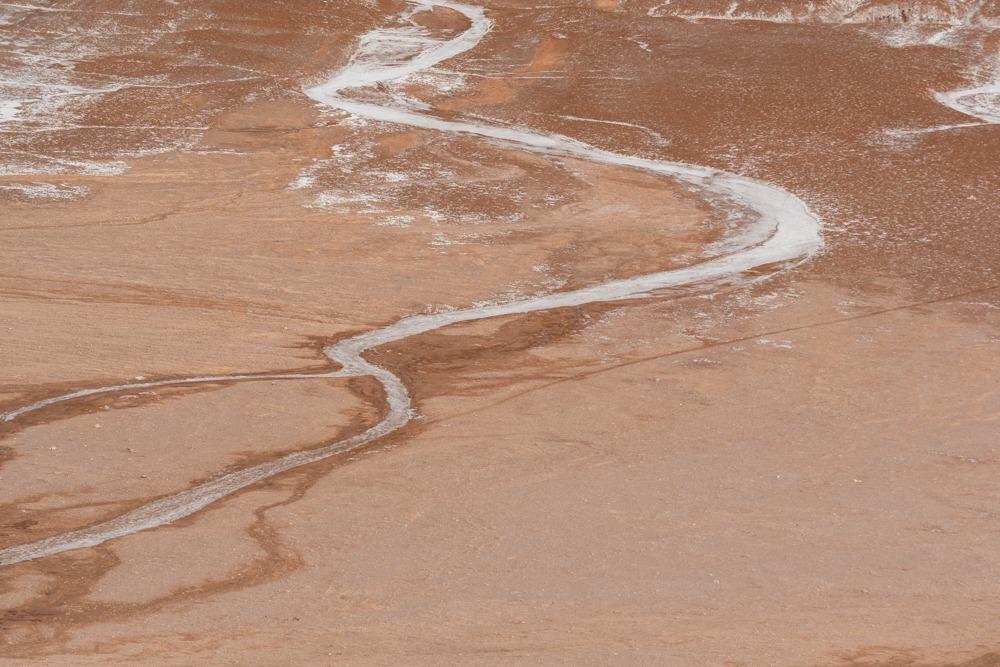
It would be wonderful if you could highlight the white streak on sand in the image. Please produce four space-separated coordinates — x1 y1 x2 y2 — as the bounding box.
0 0 822 567
554 113 670 145
884 120 988 138
934 79 1000 125
0 181 88 199
0 99 23 122
0 372 347 425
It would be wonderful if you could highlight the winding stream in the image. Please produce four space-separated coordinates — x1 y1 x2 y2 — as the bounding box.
0 0 822 567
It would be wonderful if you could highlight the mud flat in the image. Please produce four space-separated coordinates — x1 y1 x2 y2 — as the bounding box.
1 0 998 664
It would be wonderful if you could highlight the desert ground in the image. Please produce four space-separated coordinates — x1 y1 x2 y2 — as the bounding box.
1 0 999 664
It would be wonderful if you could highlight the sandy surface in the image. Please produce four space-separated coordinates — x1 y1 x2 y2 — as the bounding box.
1 0 998 664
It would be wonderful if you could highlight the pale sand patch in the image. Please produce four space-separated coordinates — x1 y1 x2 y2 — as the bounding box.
85 486 287 606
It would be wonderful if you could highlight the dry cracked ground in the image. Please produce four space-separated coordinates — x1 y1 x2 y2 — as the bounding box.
1 0 999 664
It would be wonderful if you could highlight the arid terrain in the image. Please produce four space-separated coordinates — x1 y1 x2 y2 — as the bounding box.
1 0 998 664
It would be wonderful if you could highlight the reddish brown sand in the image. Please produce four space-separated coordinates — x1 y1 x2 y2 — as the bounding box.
1 0 999 664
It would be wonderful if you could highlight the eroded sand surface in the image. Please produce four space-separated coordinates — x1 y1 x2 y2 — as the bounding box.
1 0 999 664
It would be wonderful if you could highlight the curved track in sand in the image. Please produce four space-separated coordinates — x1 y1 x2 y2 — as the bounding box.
0 0 821 567
935 79 1000 126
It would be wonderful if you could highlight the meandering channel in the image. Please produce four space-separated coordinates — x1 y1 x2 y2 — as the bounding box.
0 0 822 567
